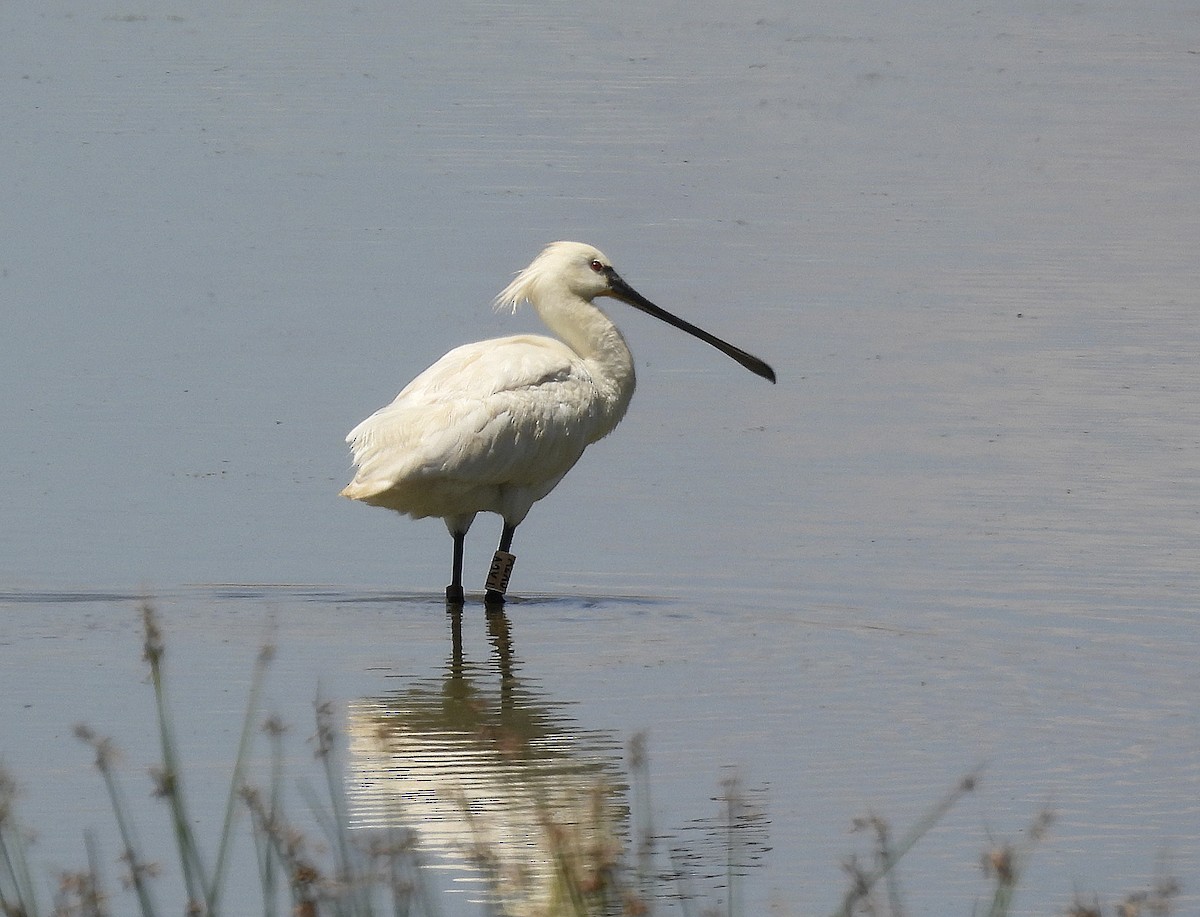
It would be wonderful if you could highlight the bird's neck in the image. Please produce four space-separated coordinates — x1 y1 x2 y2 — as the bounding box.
537 293 636 406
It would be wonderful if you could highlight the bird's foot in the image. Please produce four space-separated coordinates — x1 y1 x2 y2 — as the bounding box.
445 584 465 604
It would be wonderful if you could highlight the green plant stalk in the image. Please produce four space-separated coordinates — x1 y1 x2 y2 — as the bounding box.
385 825 419 917
0 766 40 917
141 603 211 909
987 879 1016 917
540 805 594 917
96 757 159 917
84 827 107 917
323 756 355 902
247 810 274 917
873 818 905 917
313 699 367 917
387 838 408 917
459 797 508 916
297 773 369 917
831 770 980 917
395 824 440 917
261 726 286 917
628 734 655 907
0 825 41 917
207 645 273 910
669 847 701 917
242 784 284 917
0 838 20 917
245 797 306 915
549 845 588 917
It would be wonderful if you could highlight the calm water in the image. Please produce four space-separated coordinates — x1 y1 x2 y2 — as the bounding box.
3 1 1198 913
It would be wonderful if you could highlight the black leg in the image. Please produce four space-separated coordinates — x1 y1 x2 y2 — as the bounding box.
484 522 517 604
446 530 466 604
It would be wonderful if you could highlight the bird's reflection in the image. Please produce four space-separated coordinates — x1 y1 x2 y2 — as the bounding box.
346 607 627 915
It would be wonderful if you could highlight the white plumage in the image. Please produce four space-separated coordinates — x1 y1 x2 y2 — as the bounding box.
342 241 775 604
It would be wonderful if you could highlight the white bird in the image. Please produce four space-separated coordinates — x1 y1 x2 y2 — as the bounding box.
342 241 775 604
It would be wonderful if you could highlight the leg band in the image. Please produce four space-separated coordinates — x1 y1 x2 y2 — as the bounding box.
485 550 516 594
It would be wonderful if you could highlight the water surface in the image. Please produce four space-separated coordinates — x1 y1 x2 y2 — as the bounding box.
2 1 1198 913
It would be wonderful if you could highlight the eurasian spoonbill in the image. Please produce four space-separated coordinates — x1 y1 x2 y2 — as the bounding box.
341 241 775 604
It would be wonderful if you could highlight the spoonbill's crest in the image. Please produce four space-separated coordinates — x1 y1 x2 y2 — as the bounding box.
341 241 775 604
494 241 618 313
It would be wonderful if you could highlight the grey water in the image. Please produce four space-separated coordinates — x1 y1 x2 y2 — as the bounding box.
2 1 1198 913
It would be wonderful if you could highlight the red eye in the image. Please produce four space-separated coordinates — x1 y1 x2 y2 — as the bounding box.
590 260 604 273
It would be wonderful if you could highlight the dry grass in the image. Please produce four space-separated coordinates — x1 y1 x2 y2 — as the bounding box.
0 602 1182 917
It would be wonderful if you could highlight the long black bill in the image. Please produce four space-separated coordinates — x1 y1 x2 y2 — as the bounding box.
604 269 776 384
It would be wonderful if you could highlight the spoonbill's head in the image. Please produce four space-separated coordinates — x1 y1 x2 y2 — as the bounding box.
495 241 777 384
494 240 619 312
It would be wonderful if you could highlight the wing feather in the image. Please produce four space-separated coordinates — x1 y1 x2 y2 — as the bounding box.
342 335 605 508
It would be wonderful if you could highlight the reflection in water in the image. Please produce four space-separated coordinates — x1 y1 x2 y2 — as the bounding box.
661 774 772 912
347 608 627 915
